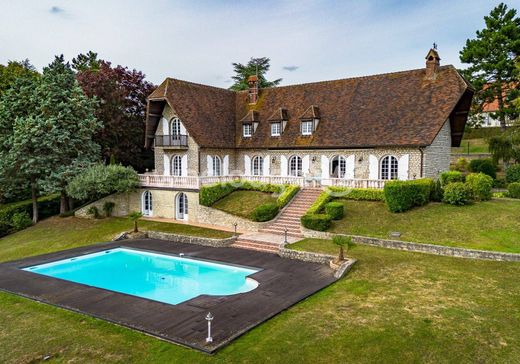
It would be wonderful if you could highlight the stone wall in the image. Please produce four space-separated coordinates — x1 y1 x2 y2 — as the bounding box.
75 191 142 218
191 204 268 232
300 227 520 262
146 231 236 247
278 248 335 264
423 119 451 178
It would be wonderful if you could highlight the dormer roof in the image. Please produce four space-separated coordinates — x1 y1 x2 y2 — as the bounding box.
239 110 259 123
267 107 288 122
299 105 320 120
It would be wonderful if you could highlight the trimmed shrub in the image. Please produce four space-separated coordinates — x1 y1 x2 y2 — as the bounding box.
251 203 279 222
442 182 473 205
103 201 116 217
439 171 465 187
506 165 520 183
469 158 497 179
325 201 344 220
508 182 520 199
301 214 332 231
11 212 33 231
277 185 300 207
465 173 493 201
328 187 385 201
453 158 469 172
307 191 332 214
384 179 432 213
430 179 443 202
199 182 236 206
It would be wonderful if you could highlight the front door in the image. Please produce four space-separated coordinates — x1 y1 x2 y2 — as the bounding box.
176 193 188 220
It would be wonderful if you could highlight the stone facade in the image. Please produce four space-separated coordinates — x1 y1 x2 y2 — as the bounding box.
423 119 451 178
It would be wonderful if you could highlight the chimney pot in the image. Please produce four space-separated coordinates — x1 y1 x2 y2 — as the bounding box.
425 48 441 80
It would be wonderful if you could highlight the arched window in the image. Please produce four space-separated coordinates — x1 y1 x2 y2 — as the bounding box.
142 190 153 216
252 156 263 176
176 192 188 220
288 156 303 177
330 156 347 178
170 117 181 138
380 155 398 180
213 156 222 176
171 155 182 176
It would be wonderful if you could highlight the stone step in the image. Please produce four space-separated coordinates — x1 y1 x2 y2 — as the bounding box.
266 226 302 233
275 217 301 223
234 239 281 248
231 241 280 253
260 227 302 237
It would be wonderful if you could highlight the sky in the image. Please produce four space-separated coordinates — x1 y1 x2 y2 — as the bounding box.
0 0 518 88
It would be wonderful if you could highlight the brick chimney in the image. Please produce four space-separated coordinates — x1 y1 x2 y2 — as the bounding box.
247 75 258 104
425 47 441 80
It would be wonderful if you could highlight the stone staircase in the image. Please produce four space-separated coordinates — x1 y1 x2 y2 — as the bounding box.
258 188 323 238
230 188 323 253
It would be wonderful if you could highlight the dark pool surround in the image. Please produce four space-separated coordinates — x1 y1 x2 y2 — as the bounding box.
0 239 338 353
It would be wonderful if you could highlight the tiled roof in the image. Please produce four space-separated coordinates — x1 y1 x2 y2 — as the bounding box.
146 65 473 149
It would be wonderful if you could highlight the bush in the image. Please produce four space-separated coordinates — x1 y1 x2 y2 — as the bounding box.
277 185 300 207
10 212 33 231
442 182 473 205
453 158 469 172
469 159 497 179
384 179 432 213
493 178 507 189
66 164 139 201
87 206 100 219
328 187 385 201
199 182 237 206
465 173 493 201
430 179 443 202
508 182 520 199
103 201 116 217
251 203 279 222
440 171 465 187
0 195 60 222
0 221 11 238
301 214 332 231
307 191 332 214
506 165 520 183
325 202 344 220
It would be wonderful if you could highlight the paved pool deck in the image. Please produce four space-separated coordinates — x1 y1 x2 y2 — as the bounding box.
0 239 338 353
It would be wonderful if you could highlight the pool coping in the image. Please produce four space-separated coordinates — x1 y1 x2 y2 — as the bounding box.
0 239 339 353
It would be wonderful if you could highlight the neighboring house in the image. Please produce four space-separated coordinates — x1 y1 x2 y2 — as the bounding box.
133 48 473 221
471 83 518 128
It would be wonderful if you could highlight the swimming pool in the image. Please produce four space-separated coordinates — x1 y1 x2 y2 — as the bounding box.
23 247 260 305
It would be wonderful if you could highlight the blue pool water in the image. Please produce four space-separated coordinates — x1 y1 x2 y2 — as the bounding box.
23 248 260 305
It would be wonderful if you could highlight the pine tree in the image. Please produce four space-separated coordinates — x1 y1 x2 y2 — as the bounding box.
229 57 282 91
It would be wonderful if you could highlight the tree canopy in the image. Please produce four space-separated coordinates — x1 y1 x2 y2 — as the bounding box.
460 3 520 130
0 59 39 96
229 57 282 91
74 52 156 171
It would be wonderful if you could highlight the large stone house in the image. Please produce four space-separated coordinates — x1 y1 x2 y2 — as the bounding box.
130 48 473 221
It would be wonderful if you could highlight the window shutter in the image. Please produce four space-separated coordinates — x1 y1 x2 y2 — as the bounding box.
181 155 188 177
263 155 270 176
302 155 310 176
162 117 168 135
398 154 409 180
244 155 251 175
281 155 288 177
207 155 213 176
179 120 187 135
345 155 355 179
163 154 170 175
223 155 229 176
369 154 378 180
321 155 329 179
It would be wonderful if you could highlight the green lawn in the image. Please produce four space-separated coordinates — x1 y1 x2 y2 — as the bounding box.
0 216 231 262
328 199 520 253
1 219 520 363
212 190 277 219
451 138 490 154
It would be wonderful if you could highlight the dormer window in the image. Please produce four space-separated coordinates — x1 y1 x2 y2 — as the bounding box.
243 123 252 138
301 120 313 135
271 122 281 137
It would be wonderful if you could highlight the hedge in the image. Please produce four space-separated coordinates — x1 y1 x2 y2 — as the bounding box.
465 173 493 201
325 201 344 220
384 179 432 213
306 191 332 214
443 182 473 205
440 171 465 186
327 187 385 201
199 182 238 207
251 203 280 222
506 165 520 183
277 185 300 207
301 213 332 231
508 182 520 199
468 158 497 179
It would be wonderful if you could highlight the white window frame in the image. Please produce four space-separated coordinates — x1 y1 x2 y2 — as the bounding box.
142 190 153 217
213 155 222 176
243 123 252 137
170 117 181 137
175 192 188 220
171 155 182 177
252 156 263 176
330 156 347 178
288 155 303 177
301 120 313 135
380 155 398 180
271 122 281 136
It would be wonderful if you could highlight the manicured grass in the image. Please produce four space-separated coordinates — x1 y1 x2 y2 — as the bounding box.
327 199 520 253
1 222 520 363
212 190 277 219
451 138 490 154
0 216 231 262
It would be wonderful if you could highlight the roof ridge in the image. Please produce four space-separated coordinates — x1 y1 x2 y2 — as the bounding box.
166 77 235 93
